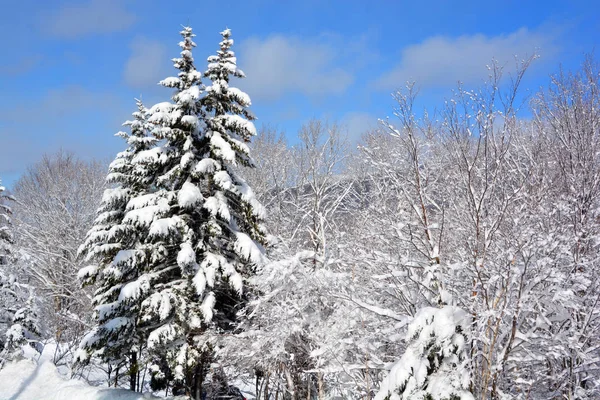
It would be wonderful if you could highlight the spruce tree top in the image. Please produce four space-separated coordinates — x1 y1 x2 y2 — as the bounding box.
202 29 257 170
158 26 204 121
204 29 252 119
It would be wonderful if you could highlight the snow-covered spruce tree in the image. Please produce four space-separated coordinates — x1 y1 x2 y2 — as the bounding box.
375 306 474 400
2 288 42 361
76 100 156 390
0 180 13 267
0 181 41 367
115 27 265 398
0 179 16 363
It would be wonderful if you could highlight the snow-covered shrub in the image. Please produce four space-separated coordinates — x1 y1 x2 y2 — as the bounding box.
375 306 473 400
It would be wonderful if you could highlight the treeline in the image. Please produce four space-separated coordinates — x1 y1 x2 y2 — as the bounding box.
0 26 599 400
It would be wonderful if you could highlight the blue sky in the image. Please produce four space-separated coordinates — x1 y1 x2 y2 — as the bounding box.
0 0 599 188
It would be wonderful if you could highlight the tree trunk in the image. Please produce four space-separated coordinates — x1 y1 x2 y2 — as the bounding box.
106 364 112 388
284 366 295 400
256 371 261 399
317 372 324 400
114 366 120 388
139 364 148 393
129 351 137 391
193 363 204 400
306 374 311 400
264 371 270 400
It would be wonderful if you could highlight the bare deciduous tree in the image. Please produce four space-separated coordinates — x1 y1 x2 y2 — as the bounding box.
12 150 106 352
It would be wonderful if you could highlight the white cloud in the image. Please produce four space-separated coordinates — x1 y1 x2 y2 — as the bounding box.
376 28 559 90
343 112 379 144
238 35 355 101
43 0 135 38
0 55 43 76
0 85 120 118
123 37 169 88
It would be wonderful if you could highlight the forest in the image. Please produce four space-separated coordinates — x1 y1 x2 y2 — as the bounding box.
0 25 599 400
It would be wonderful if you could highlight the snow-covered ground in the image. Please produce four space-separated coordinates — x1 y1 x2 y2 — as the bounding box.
0 359 160 400
0 342 164 400
0 342 254 400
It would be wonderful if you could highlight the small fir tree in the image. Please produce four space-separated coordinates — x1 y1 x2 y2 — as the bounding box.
0 181 41 367
2 288 42 359
375 306 474 400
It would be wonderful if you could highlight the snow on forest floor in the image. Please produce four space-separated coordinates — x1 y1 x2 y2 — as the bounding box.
0 343 166 400
0 343 254 400
0 359 161 400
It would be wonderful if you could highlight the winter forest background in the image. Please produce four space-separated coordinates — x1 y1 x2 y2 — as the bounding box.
1 2 600 400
